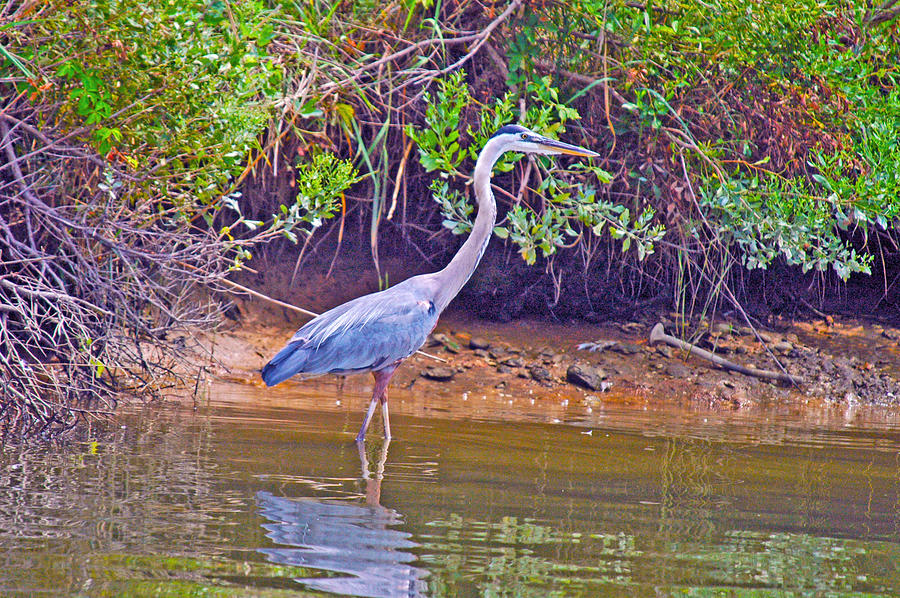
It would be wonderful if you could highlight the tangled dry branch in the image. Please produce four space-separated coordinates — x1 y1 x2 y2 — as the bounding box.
0 99 239 439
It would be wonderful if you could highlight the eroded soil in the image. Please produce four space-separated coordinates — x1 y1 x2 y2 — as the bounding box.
198 285 900 430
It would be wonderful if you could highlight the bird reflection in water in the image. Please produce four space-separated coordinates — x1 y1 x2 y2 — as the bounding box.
257 440 427 597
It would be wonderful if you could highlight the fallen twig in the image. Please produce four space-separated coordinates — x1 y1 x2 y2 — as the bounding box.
649 323 804 385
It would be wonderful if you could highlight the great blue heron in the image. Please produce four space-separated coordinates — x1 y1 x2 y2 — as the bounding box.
261 124 599 442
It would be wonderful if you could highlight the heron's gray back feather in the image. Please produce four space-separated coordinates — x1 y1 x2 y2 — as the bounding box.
261 276 439 385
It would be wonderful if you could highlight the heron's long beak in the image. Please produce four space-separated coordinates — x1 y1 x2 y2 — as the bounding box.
536 136 601 158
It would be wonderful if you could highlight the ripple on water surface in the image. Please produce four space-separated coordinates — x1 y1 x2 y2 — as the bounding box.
0 381 898 597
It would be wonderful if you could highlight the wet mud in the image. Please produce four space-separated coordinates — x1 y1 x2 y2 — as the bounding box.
201 291 900 428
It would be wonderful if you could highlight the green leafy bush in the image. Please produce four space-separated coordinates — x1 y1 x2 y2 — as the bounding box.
26 0 281 201
406 71 663 265
494 0 899 287
276 152 361 244
0 0 363 433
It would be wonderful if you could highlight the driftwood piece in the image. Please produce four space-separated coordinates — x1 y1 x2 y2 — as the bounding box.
649 323 804 386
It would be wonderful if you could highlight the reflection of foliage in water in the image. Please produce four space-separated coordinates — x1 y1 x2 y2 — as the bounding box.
894 453 900 539
696 531 897 595
415 431 900 597
1 400 900 597
417 507 900 597
61 554 317 597
0 410 312 596
658 436 736 541
421 514 642 596
795 447 830 532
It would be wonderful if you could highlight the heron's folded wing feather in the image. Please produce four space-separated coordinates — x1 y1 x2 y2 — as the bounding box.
288 286 438 374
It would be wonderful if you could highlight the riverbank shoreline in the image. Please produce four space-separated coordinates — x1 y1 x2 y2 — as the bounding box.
193 290 900 433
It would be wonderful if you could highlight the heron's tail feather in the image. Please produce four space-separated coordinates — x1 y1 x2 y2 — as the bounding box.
261 340 309 386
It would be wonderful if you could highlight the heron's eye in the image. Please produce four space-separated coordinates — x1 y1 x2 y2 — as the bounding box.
520 133 528 140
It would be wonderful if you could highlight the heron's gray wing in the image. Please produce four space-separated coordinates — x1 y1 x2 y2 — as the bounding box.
288 284 438 374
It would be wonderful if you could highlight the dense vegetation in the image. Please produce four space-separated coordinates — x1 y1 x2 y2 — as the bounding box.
2 0 899 435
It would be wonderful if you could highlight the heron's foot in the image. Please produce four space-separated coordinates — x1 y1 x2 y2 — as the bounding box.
577 340 617 352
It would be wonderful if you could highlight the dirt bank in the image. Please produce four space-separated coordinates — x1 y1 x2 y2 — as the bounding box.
200 285 900 426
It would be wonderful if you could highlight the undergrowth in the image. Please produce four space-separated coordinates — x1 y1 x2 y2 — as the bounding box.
262 0 900 318
2 0 900 435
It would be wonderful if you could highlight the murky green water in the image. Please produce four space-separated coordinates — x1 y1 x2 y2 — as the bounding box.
2 382 900 597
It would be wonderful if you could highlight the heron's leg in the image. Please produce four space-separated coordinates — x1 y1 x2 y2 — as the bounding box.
375 365 398 441
355 365 397 442
355 396 379 443
381 399 391 440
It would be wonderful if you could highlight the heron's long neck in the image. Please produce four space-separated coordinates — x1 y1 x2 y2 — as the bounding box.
432 144 500 312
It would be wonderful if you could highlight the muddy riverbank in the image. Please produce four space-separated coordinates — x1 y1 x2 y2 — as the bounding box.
198 287 900 428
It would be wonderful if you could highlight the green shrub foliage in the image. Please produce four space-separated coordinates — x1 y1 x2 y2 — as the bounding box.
3 0 900 434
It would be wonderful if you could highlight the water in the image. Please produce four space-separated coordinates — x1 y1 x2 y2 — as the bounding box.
2 380 900 597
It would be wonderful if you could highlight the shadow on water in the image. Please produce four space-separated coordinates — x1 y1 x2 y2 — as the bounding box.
0 380 899 596
257 441 428 597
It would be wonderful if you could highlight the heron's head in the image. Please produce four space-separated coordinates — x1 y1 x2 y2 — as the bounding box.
489 124 600 158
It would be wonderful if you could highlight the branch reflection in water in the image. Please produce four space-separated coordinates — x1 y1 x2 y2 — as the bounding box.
257 440 427 597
